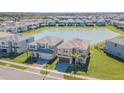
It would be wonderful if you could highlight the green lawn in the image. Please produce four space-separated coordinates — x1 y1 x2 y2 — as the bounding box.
0 62 28 70
1 51 31 64
46 60 58 70
75 46 124 80
40 70 49 75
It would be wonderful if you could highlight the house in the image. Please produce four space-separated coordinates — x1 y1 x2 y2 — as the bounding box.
85 20 94 26
67 19 75 26
104 36 124 59
116 21 124 30
96 19 106 26
57 38 90 64
47 19 56 26
0 32 14 54
75 19 85 26
11 34 34 53
58 20 67 26
29 36 63 61
0 32 34 55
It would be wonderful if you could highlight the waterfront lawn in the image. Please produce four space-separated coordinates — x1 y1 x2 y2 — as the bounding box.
105 25 124 35
73 46 124 80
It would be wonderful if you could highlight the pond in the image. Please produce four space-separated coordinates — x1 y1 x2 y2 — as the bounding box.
33 28 120 44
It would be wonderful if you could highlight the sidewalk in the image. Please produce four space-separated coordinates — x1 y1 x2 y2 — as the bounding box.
0 59 100 80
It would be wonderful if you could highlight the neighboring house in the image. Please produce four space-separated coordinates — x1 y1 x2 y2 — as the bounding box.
29 36 63 61
57 38 90 64
75 19 85 26
96 19 106 26
0 32 14 54
104 36 124 59
85 20 94 26
11 34 34 53
67 19 75 26
47 20 56 26
58 20 67 26
116 21 124 30
0 32 34 54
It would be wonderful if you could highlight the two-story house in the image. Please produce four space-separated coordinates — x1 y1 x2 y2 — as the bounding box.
57 38 90 64
104 36 124 59
29 36 64 61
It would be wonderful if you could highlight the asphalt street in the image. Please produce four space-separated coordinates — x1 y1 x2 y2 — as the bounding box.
0 66 58 80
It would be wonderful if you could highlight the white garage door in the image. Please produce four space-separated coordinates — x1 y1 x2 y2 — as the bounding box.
40 53 53 60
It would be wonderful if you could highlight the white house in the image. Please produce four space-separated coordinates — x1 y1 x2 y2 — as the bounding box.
104 36 124 59
29 36 63 61
0 32 34 55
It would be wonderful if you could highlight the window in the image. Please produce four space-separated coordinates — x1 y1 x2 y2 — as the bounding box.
39 45 45 48
30 45 35 49
1 42 5 45
49 46 53 49
26 39 29 43
114 43 117 47
79 49 83 53
64 49 68 53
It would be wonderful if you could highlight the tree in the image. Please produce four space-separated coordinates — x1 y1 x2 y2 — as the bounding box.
72 53 80 76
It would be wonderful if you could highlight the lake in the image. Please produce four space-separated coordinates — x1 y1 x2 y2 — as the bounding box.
33 28 120 44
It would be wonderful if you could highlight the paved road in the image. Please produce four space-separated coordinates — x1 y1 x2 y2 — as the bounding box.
0 66 58 80
0 60 100 80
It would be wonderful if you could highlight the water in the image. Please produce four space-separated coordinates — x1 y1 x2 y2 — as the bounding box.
33 28 120 44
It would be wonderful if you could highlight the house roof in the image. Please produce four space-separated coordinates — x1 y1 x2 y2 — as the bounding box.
107 36 124 46
0 32 14 39
31 36 63 46
57 38 90 50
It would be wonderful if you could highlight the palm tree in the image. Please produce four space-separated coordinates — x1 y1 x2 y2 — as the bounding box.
72 53 80 77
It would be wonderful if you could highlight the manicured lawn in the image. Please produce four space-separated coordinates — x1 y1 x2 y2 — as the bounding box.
1 51 31 64
64 75 84 80
105 25 124 35
46 60 58 70
74 46 124 80
0 62 28 70
40 70 49 75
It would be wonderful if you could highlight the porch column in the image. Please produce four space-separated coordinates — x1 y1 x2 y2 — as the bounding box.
69 58 72 64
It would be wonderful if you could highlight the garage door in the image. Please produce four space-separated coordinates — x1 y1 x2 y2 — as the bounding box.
59 57 70 63
40 53 53 60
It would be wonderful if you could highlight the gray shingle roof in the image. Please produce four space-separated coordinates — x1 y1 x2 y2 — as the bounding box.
31 36 63 46
57 38 90 50
107 36 124 45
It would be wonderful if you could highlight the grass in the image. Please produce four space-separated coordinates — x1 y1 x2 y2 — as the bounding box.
0 61 28 70
64 75 84 80
46 60 58 70
74 46 124 80
105 25 124 35
1 51 31 64
40 70 49 75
